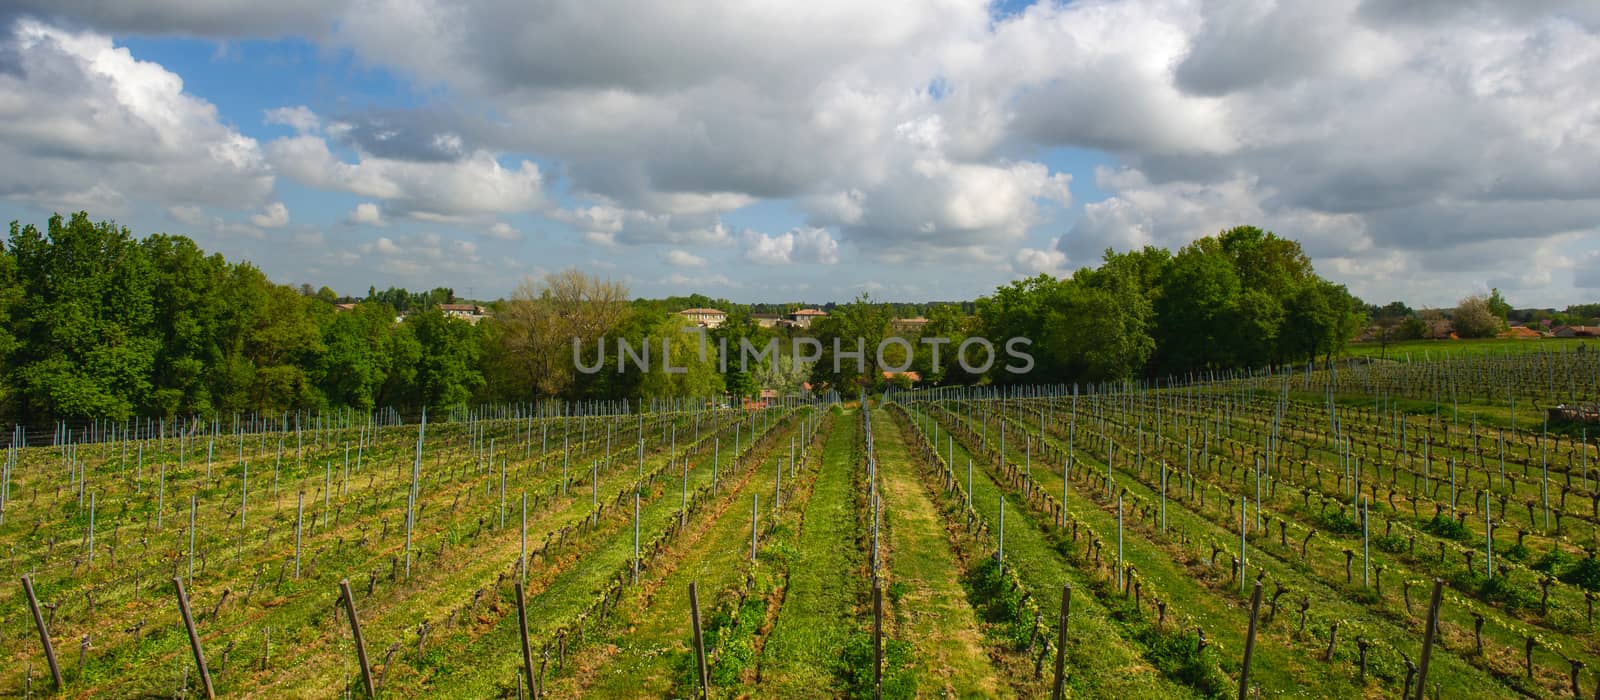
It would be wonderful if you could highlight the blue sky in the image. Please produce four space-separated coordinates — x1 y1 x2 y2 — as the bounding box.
2 1 1598 307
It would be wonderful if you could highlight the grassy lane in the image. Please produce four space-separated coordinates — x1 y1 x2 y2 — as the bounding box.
560 417 830 698
756 410 864 697
905 407 1201 699
410 416 801 697
871 408 1003 698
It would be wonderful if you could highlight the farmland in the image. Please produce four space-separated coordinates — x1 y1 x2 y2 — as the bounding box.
3 349 1599 698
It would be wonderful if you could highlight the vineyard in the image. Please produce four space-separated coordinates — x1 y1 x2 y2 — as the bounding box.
2 350 1599 698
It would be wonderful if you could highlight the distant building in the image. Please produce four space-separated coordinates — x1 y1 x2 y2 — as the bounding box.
1498 326 1543 339
439 303 487 324
752 313 781 328
891 317 930 332
786 308 827 328
679 307 727 328
882 370 922 385
1552 325 1600 338
335 303 358 312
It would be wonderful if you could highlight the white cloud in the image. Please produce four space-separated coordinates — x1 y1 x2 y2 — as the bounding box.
347 202 387 226
742 227 841 265
485 221 522 240
250 201 290 228
1013 240 1070 277
664 272 736 287
0 20 273 214
264 105 321 134
16 2 1600 304
266 116 544 220
663 249 708 267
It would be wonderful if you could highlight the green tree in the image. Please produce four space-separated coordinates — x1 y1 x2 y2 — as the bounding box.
636 315 725 400
1487 288 1512 324
1453 294 1502 338
402 309 484 409
321 301 400 411
808 293 892 392
7 213 160 419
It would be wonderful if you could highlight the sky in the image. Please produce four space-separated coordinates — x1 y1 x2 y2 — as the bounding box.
0 1 1597 308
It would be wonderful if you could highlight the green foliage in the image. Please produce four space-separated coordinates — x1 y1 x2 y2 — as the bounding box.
838 631 917 699
1311 507 1361 536
973 225 1363 385
1503 542 1532 563
1454 295 1504 338
1373 534 1409 553
1 212 486 421
1558 555 1600 592
1141 628 1233 699
1420 514 1471 542
960 555 1049 654
1532 548 1576 575
808 293 893 392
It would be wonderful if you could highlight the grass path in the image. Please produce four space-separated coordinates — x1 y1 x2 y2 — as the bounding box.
560 417 831 697
871 408 1003 698
903 406 1201 699
756 411 864 697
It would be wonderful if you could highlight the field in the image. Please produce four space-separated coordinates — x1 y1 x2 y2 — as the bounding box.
2 348 1599 698
1345 336 1593 360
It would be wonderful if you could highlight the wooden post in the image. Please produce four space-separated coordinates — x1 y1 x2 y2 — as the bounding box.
873 582 884 700
689 582 710 700
1413 578 1444 700
340 579 377 698
173 577 216 699
1239 580 1264 700
515 582 538 700
1051 584 1071 700
22 575 64 691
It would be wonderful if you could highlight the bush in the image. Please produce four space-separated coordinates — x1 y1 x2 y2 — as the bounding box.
1373 534 1408 554
1532 548 1575 575
1504 543 1532 563
1312 508 1361 536
962 557 1034 648
1142 629 1233 699
839 631 917 699
1559 555 1600 591
1420 514 1470 541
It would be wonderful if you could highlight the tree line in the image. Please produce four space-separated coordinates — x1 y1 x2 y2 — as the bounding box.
2 215 1377 422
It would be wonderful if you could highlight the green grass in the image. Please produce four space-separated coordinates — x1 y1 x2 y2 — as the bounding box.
554 415 828 698
904 407 1203 699
756 410 864 698
1345 336 1593 359
870 408 1004 698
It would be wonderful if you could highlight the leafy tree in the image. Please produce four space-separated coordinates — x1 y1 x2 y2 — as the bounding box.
1454 295 1502 338
7 213 159 419
486 269 631 400
320 301 400 411
635 315 725 400
809 293 893 391
401 309 484 409
1487 288 1512 324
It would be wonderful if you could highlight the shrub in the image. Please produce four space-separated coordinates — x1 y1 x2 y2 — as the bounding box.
1420 514 1470 541
1373 534 1408 554
1559 555 1600 591
839 632 917 699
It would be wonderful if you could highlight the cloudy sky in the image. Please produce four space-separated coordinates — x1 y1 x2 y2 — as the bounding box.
1 1 1597 306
